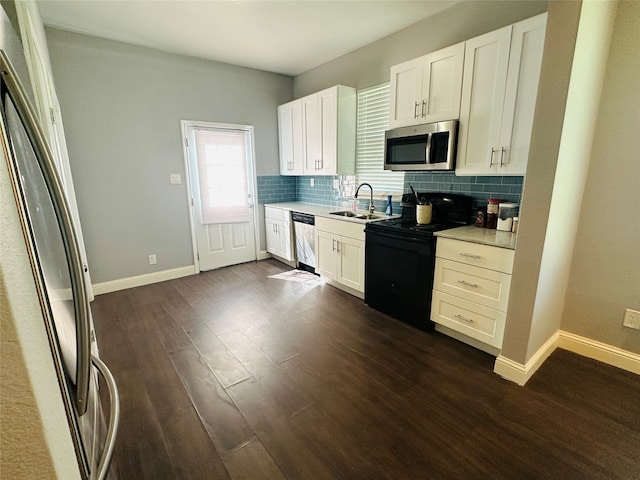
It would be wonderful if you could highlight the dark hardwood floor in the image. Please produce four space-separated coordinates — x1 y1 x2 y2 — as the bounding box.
92 259 640 480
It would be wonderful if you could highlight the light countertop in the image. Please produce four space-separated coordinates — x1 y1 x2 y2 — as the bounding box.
435 225 517 250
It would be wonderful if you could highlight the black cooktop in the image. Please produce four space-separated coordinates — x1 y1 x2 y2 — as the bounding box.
365 192 473 239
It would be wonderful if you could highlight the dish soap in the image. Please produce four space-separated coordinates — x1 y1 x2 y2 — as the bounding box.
385 195 393 215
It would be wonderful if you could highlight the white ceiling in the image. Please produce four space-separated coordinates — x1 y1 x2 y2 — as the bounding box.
37 0 460 76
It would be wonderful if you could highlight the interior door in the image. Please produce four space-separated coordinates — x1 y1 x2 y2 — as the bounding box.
183 122 257 272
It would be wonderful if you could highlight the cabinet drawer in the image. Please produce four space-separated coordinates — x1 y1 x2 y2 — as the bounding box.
316 216 365 241
436 238 514 273
434 258 512 311
265 206 289 223
431 290 506 348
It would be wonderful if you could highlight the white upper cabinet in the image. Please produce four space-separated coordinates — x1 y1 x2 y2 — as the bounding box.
456 13 547 176
278 85 356 176
278 99 304 175
389 42 465 128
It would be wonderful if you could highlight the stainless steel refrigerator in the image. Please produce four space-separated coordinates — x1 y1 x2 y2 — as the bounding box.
0 32 119 480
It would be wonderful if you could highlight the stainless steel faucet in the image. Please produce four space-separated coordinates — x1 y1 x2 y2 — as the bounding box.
355 183 375 214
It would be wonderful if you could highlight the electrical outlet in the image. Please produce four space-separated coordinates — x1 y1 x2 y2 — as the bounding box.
310 178 314 187
170 173 182 184
333 179 339 189
148 254 157 265
623 309 640 330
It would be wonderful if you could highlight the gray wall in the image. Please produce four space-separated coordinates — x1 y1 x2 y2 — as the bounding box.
46 28 292 283
561 0 639 353
294 0 547 96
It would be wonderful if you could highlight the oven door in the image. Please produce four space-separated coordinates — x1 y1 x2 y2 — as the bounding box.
365 229 436 329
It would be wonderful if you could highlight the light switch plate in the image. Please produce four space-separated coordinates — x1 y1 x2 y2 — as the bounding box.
170 173 182 184
623 309 640 329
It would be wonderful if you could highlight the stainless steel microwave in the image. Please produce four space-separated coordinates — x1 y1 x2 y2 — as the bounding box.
384 120 458 171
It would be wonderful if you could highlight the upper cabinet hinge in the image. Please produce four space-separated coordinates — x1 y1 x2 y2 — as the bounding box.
49 108 56 125
185 137 189 147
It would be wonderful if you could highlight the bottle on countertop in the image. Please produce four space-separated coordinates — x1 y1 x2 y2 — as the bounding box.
385 194 393 215
486 198 501 229
475 206 487 227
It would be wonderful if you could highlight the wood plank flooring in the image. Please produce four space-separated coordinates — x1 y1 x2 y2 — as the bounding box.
92 259 640 480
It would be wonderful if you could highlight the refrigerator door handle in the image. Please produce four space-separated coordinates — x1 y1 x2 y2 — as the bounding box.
91 355 120 480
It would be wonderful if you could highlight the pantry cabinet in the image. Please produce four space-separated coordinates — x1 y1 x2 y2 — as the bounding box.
315 217 365 297
265 206 294 262
456 13 547 176
389 42 464 128
431 238 515 350
278 85 356 176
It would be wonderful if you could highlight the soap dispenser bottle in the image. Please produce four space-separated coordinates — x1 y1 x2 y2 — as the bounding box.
385 195 393 215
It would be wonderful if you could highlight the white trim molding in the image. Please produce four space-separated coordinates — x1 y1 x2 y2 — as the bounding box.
559 331 640 375
494 330 640 385
92 265 196 296
494 332 560 386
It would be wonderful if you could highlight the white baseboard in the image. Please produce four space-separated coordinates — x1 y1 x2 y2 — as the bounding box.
494 331 559 386
559 331 640 375
494 330 640 385
92 265 196 295
257 250 271 261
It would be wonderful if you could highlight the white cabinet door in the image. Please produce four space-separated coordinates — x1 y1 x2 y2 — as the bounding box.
337 235 365 292
277 219 292 260
389 43 464 128
421 42 465 123
456 26 512 175
277 100 304 175
319 87 338 175
303 94 322 173
456 13 546 176
389 57 423 128
498 13 547 175
316 229 337 280
265 217 280 256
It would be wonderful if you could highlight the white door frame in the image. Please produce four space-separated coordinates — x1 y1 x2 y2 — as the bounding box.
180 120 260 273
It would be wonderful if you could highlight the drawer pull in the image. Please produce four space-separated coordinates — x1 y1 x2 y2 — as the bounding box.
455 314 474 324
459 253 482 259
457 280 479 288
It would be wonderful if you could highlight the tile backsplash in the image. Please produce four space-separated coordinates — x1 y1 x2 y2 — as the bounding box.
258 172 523 212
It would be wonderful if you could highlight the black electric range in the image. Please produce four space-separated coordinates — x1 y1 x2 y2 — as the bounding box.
364 192 473 329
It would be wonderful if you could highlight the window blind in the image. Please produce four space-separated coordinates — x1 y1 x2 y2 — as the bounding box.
194 128 250 224
355 83 404 194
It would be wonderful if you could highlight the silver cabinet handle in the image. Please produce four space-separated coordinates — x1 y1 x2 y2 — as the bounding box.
489 147 497 167
455 314 474 324
459 253 482 259
414 101 420 119
499 146 506 167
421 100 427 117
457 280 479 288
332 238 336 252
91 355 120 480
336 240 341 254
0 51 91 414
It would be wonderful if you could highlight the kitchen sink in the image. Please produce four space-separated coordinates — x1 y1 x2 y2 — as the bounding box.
330 211 385 221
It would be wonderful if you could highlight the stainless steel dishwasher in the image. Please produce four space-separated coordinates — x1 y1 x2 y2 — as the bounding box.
291 211 316 273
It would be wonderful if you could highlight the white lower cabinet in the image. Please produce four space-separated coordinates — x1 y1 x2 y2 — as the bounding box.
315 217 365 297
431 238 514 350
265 206 294 262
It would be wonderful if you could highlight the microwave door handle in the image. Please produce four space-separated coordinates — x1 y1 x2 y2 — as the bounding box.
425 132 433 164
